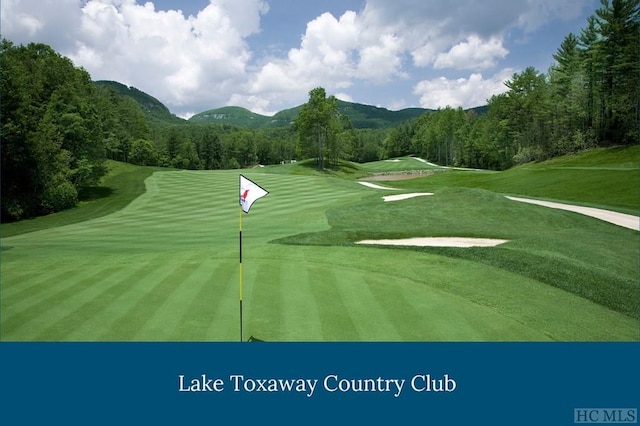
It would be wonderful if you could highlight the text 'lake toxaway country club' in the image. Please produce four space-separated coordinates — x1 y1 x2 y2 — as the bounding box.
178 373 458 398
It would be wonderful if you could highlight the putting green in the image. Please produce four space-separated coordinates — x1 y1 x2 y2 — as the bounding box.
1 170 637 341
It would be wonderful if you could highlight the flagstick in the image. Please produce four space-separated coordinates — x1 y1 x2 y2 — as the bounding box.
239 205 243 342
238 174 268 343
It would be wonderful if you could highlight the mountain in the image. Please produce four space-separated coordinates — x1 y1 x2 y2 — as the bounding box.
189 106 273 128
189 101 434 129
335 101 429 128
94 80 187 124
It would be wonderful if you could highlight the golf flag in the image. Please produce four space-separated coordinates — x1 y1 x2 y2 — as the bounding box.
238 174 268 341
240 175 269 213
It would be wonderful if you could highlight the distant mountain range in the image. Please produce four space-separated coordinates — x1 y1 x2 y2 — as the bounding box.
188 101 440 129
95 80 487 129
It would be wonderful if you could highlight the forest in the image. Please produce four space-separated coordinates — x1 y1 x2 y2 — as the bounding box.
1 0 637 221
383 0 639 170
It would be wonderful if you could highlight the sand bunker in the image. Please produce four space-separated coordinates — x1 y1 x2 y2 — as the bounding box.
506 196 639 231
383 193 434 202
356 237 509 248
358 182 401 190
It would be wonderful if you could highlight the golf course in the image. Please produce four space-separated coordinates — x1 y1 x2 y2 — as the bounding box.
1 146 638 341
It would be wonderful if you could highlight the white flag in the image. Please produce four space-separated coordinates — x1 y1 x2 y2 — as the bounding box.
240 175 269 213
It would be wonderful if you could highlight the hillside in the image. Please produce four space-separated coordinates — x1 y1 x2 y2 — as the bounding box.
94 80 187 124
189 106 273 128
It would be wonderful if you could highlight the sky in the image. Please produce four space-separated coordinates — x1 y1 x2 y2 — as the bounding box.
1 0 600 118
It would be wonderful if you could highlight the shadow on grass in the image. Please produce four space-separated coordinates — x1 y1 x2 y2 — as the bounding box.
78 186 114 201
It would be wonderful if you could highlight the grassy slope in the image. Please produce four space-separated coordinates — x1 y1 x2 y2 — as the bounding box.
1 148 637 341
1 161 165 238
387 146 639 214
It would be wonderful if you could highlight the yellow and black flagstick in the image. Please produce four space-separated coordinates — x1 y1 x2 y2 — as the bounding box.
238 174 268 342
239 205 244 342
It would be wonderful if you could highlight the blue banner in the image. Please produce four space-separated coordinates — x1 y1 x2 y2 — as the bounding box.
1 343 638 425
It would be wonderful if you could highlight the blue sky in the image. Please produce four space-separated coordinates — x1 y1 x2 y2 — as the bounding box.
1 0 599 117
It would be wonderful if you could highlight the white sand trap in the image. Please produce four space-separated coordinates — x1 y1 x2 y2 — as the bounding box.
385 159 402 162
413 157 439 167
356 237 509 247
506 196 639 231
358 182 401 190
383 193 434 202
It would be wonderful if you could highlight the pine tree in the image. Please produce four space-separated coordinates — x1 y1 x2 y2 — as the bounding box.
594 0 639 144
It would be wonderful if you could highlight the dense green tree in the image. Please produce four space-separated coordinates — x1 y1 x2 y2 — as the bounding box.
295 87 339 170
1 40 107 220
579 16 600 132
384 121 415 158
594 0 639 145
198 131 223 170
504 67 551 162
129 139 158 166
351 129 387 163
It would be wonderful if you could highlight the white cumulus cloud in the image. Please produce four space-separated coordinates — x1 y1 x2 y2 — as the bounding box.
434 36 508 70
413 69 515 109
242 10 361 113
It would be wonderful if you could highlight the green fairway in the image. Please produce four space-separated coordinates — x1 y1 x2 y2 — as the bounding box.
1 148 638 341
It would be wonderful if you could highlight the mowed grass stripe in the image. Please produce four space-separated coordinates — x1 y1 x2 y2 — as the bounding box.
306 266 360 341
32 262 172 341
204 261 242 341
2 266 122 340
1 258 116 318
170 260 238 341
0 258 98 301
59 260 181 341
279 259 322 340
246 261 282 341
127 262 219 340
97 261 198 340
134 260 220 340
324 268 400 341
